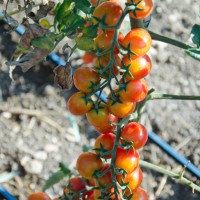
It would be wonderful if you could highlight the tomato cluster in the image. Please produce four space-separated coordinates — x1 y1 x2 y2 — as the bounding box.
28 0 153 199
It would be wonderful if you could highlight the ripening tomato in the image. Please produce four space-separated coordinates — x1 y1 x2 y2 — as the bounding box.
94 133 116 158
128 0 153 19
115 147 140 173
128 187 149 200
28 192 51 200
83 190 95 200
90 0 98 6
119 79 148 102
73 67 99 93
121 122 148 149
68 92 93 115
86 103 118 127
93 2 122 27
121 28 152 56
118 167 143 191
68 176 86 192
94 118 117 134
76 152 103 179
122 54 152 80
97 163 112 186
95 53 121 78
107 96 136 118
82 52 96 64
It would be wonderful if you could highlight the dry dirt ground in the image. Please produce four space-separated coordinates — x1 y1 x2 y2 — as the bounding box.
0 0 200 200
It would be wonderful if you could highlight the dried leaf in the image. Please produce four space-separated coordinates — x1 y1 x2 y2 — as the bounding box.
54 65 73 90
7 48 51 72
19 23 50 49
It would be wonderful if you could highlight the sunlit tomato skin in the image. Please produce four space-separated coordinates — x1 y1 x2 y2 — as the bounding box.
128 187 149 200
73 67 99 93
115 147 140 173
28 192 51 200
68 92 93 115
90 0 98 6
68 176 86 192
83 191 95 200
95 54 121 78
82 52 96 64
128 0 153 19
94 133 116 158
86 103 118 127
119 79 148 103
120 167 143 191
93 2 123 27
76 152 103 179
122 54 152 80
107 97 136 118
121 122 148 149
122 28 152 56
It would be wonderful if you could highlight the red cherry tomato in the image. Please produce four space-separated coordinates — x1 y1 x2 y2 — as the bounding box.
115 147 140 173
68 92 93 115
73 67 100 93
119 79 148 103
121 122 148 149
82 52 96 64
122 54 152 80
68 176 85 191
128 0 153 19
121 28 152 56
97 163 112 186
94 133 116 158
76 152 103 179
129 187 149 200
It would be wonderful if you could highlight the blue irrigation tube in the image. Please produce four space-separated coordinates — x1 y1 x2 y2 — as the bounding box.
1 11 200 181
0 185 17 200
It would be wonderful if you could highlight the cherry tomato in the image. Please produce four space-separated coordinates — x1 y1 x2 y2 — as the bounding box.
82 52 96 64
121 122 148 149
120 167 143 191
129 187 149 200
93 2 122 27
68 176 86 192
115 147 140 173
94 118 117 134
73 67 100 93
28 192 51 200
86 103 118 127
94 53 121 78
121 28 152 56
94 133 116 158
122 54 152 80
86 178 96 187
90 0 98 7
107 96 136 118
119 79 148 102
97 163 112 186
128 0 153 19
68 92 93 115
83 190 95 200
76 152 103 179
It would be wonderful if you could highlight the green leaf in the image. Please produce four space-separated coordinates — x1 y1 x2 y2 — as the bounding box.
73 0 91 14
59 162 71 175
185 48 200 61
191 24 200 48
43 170 65 191
62 13 86 34
75 36 94 50
82 24 98 38
31 34 55 51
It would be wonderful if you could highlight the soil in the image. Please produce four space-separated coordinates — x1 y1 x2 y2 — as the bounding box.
0 0 200 200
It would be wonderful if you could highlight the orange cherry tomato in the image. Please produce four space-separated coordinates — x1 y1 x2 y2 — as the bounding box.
73 67 100 93
128 187 149 200
68 92 93 115
68 176 86 192
115 147 140 173
121 28 152 56
28 192 51 200
82 52 96 64
93 2 122 27
97 163 112 186
122 54 152 80
128 0 153 19
76 152 103 179
119 79 148 103
94 133 116 158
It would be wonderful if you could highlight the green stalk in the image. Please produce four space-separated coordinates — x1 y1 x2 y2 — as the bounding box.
140 160 200 192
